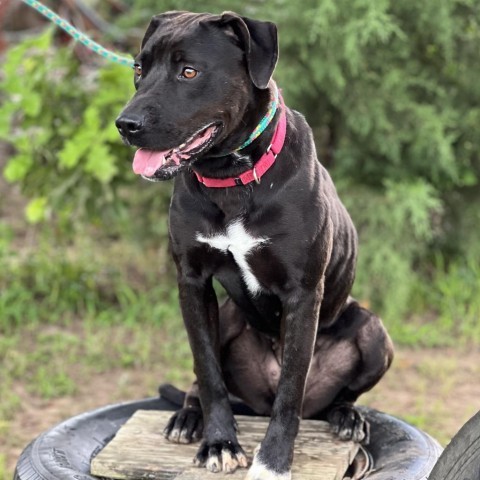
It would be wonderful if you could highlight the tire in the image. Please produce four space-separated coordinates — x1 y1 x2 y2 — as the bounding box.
428 410 480 480
357 406 443 480
14 396 177 480
14 388 442 480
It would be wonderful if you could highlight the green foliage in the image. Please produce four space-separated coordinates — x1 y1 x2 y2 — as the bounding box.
422 256 480 343
340 179 442 321
0 28 136 227
266 0 480 185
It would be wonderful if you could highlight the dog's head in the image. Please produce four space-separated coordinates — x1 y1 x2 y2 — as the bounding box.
116 11 278 181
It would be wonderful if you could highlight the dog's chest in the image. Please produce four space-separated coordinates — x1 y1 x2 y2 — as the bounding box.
196 220 268 295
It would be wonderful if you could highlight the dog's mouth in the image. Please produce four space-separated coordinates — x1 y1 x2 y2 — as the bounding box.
132 123 221 182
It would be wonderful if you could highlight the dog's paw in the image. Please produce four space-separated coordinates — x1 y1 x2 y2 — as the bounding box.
163 407 203 444
244 455 291 480
327 404 370 444
193 439 248 473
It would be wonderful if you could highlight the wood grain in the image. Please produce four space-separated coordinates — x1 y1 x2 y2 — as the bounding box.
91 410 358 480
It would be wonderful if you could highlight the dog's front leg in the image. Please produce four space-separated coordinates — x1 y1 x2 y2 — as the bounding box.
178 275 248 473
246 288 322 480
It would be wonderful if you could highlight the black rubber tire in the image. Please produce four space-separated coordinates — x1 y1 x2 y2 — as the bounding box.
357 406 443 480
14 397 177 480
428 410 480 480
13 392 443 480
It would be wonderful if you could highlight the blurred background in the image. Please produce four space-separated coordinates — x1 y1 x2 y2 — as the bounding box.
1 0 479 477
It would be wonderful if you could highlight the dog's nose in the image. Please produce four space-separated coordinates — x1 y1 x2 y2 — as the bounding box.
115 113 145 136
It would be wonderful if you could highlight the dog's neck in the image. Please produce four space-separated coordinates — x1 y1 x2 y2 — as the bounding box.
189 84 280 181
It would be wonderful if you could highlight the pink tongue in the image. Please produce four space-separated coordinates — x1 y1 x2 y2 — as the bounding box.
132 149 170 176
132 126 216 176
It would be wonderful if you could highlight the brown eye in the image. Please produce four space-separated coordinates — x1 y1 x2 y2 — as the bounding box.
181 67 198 79
134 64 142 76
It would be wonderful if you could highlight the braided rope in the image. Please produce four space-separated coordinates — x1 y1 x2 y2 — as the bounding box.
235 82 279 151
21 0 134 67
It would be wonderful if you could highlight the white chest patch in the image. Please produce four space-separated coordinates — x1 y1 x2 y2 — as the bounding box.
196 220 268 295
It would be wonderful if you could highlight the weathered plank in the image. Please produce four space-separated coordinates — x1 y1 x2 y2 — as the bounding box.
91 410 358 480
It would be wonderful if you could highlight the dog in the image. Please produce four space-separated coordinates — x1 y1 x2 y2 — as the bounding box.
116 11 394 480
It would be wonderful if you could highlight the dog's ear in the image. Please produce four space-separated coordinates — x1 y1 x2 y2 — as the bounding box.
141 11 187 49
220 12 278 89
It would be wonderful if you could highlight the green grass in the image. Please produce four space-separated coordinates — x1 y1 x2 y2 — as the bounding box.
0 335 23 422
1 320 190 399
0 223 175 332
0 228 190 411
0 454 7 480
2 232 480 347
383 255 480 347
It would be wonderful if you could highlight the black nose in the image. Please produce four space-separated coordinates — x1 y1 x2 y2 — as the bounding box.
115 113 145 136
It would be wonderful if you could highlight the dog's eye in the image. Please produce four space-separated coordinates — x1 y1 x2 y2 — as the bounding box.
181 67 198 79
134 64 142 77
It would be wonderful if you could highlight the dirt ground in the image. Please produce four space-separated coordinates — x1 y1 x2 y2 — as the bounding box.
4 347 480 478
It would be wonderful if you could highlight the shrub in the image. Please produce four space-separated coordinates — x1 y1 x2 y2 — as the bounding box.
1 28 146 229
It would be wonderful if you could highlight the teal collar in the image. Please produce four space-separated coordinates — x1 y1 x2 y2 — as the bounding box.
235 82 279 152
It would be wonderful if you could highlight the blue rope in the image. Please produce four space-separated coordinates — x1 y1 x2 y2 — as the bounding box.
21 0 134 68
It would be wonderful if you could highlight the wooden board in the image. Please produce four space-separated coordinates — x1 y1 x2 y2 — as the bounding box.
91 410 358 480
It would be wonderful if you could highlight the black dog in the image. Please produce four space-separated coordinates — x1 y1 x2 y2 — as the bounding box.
116 11 394 479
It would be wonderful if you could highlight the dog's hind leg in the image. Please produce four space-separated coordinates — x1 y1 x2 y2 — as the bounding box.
218 299 282 417
304 300 394 443
217 298 393 446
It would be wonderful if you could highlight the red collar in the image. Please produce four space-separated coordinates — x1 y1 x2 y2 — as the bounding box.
194 95 287 188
